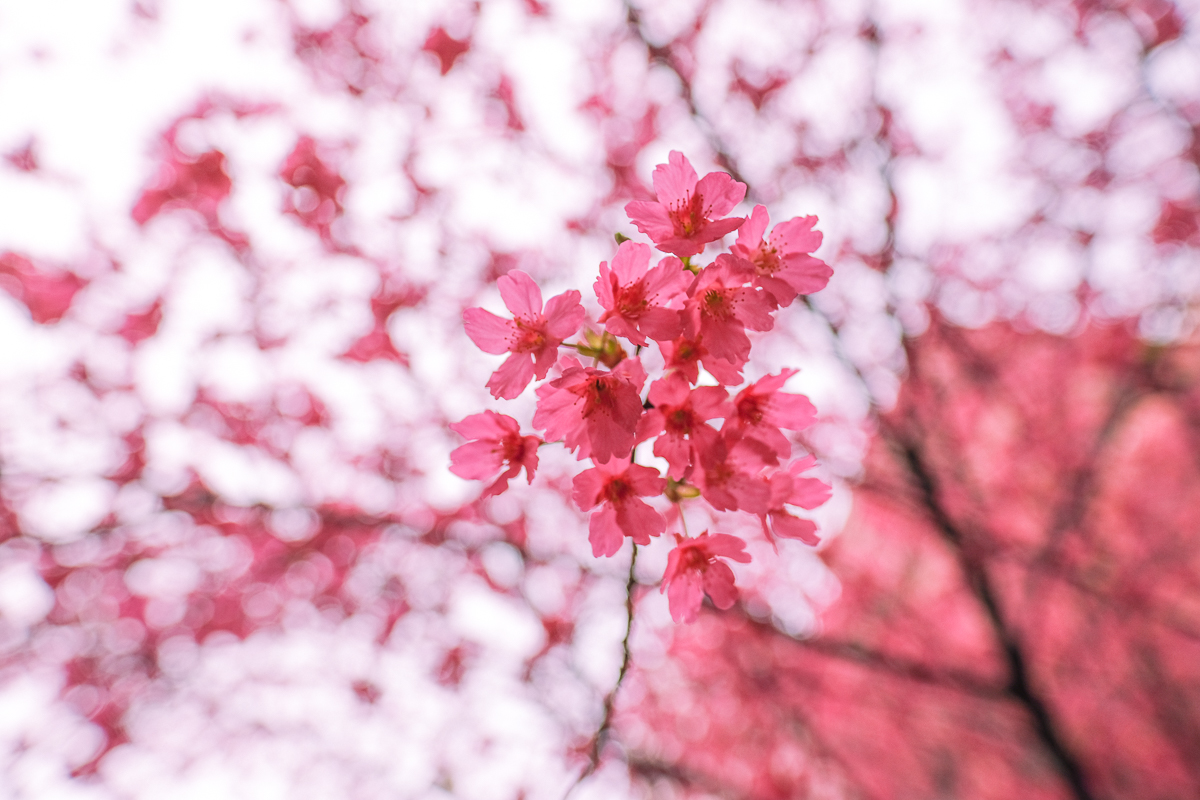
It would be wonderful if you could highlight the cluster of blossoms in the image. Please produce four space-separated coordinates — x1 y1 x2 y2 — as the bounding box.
451 152 833 623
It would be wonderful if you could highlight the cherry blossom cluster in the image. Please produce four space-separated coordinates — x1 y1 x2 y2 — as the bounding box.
451 152 833 623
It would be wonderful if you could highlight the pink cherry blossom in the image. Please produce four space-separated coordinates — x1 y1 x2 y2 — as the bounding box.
533 356 647 464
683 255 776 368
635 372 730 480
572 458 667 557
624 151 747 258
724 368 818 460
760 455 831 546
449 411 541 497
661 532 752 623
731 205 833 307
463 270 586 399
659 332 744 387
692 431 772 513
595 241 689 346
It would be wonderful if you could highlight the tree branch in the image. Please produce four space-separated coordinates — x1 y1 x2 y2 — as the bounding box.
564 543 639 798
894 433 1096 800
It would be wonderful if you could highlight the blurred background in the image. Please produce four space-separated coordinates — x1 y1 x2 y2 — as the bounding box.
0 0 1197 798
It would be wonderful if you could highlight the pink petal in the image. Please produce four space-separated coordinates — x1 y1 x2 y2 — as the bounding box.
463 308 516 355
449 440 504 480
653 433 692 480
497 270 544 320
610 241 651 285
770 215 822 254
482 464 522 498
702 533 752 562
615 498 665 545
588 506 625 557
736 204 770 249
695 171 746 218
779 256 833 295
624 201 674 240
667 570 704 623
637 307 682 342
572 466 606 510
449 410 517 440
789 476 831 509
542 289 586 338
653 151 699 207
770 512 820 545
702 215 745 242
702 560 739 609
594 262 616 311
487 352 536 399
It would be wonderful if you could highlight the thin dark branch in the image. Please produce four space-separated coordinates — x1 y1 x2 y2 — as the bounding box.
894 434 1096 800
564 543 639 799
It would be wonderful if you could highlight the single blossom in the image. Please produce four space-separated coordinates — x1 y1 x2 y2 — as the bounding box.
661 531 752 624
533 356 647 464
659 332 745 387
572 458 667 557
449 411 541 497
635 372 730 480
625 151 747 257
692 431 772 513
595 241 689 346
760 455 831 546
463 270 586 399
725 368 818 460
731 205 833 307
682 255 776 369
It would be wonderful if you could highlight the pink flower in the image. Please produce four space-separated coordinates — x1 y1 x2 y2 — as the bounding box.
692 431 772 513
760 455 831 546
635 372 730 480
661 532 752 623
724 368 817 460
572 458 667 557
731 205 832 307
464 270 586 399
683 255 776 368
449 411 541 497
533 356 647 464
625 151 747 257
595 241 689 346
659 332 744 387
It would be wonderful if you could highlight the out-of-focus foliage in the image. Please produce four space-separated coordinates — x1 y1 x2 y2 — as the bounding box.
0 0 1196 797
630 317 1200 799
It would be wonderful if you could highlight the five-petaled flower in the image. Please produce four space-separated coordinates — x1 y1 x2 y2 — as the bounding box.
730 204 832 308
661 531 752 623
533 356 647 464
464 270 586 399
760 455 831 546
625 151 747 257
595 240 689 346
573 458 667 557
635 372 730 480
449 411 541 497
724 368 817 461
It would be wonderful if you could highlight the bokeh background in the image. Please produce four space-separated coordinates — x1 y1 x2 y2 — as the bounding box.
0 0 1198 798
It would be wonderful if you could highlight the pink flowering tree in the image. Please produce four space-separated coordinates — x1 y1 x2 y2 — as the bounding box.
0 0 1198 798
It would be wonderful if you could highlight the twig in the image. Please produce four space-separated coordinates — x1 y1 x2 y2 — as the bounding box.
563 543 639 799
